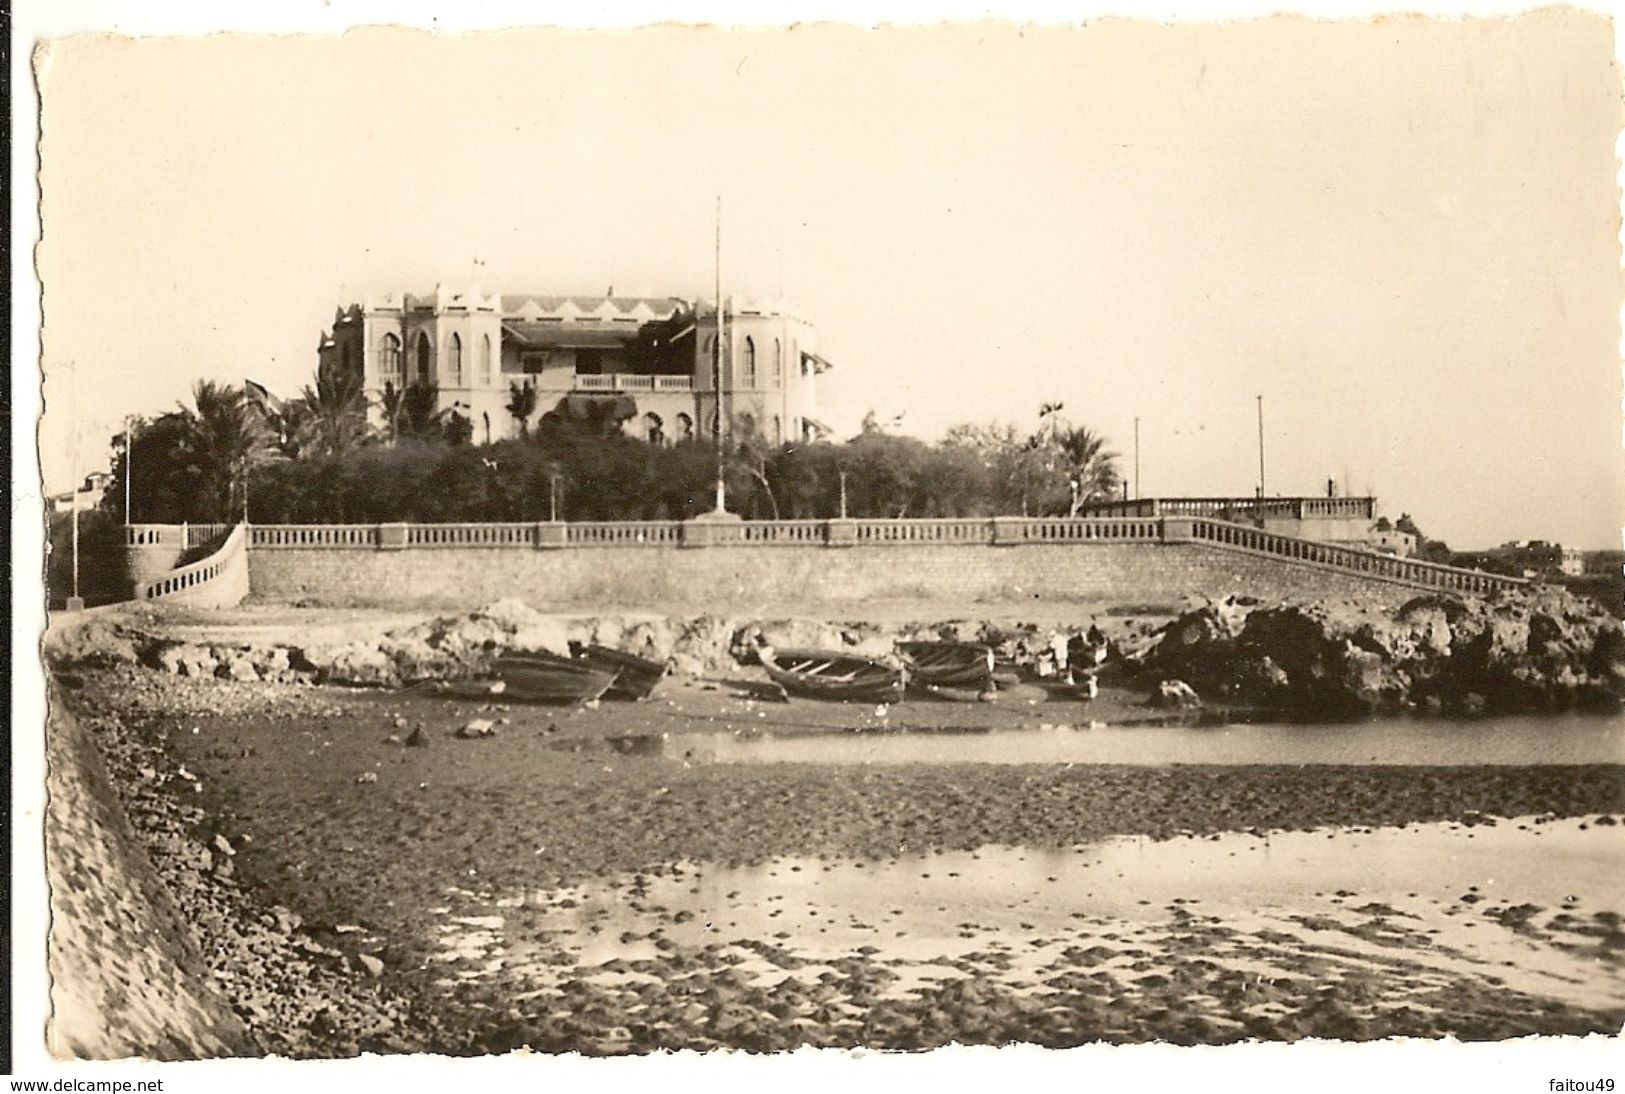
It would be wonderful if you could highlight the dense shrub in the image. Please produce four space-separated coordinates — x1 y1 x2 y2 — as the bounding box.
46 510 131 608
96 389 1119 525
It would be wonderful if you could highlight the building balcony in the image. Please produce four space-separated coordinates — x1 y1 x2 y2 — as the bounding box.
572 373 693 393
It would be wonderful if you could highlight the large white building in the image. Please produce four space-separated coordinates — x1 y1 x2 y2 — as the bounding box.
317 286 833 446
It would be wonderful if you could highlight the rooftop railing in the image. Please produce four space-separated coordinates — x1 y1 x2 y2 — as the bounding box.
1082 497 1377 521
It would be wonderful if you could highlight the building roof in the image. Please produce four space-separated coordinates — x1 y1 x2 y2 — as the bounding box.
501 322 641 350
500 295 684 319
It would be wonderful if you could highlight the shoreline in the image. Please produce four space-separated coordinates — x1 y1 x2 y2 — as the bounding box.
46 651 1625 1055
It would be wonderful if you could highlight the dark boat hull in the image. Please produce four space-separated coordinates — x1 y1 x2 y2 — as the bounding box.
897 641 997 692
579 644 668 701
494 651 618 705
759 647 905 703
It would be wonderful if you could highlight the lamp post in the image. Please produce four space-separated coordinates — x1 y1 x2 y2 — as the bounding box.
550 472 562 523
838 470 848 520
1256 394 1266 499
1133 415 1140 500
71 472 81 608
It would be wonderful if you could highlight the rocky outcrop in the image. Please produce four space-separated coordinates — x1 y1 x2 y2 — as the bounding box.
65 591 1621 719
1151 679 1203 710
52 600 1149 695
44 617 145 668
1145 589 1625 716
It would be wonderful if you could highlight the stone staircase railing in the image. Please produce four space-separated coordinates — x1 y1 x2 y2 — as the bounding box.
1185 517 1525 596
133 524 250 608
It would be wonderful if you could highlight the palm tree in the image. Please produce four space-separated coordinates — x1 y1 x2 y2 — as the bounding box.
444 410 474 446
261 399 309 459
398 382 446 441
177 380 272 521
296 358 370 458
379 381 406 446
1054 425 1120 515
1019 402 1119 516
506 380 538 439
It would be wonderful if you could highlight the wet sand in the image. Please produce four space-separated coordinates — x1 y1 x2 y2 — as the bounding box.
423 822 1623 1051
59 666 1625 1053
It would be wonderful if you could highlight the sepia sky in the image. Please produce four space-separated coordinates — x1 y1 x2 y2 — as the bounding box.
32 13 1624 547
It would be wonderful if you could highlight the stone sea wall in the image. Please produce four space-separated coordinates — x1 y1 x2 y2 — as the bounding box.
247 541 1426 609
45 683 251 1059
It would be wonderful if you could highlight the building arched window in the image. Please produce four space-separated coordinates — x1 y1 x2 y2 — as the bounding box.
447 333 463 386
770 414 782 444
477 334 492 387
743 336 756 388
378 333 402 386
771 338 781 385
675 413 693 441
644 412 665 446
414 332 433 385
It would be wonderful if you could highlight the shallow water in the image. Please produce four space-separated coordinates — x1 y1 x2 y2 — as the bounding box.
433 817 1625 1015
681 712 1625 766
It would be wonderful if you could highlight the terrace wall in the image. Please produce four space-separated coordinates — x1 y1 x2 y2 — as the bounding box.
234 517 1526 610
246 539 1415 608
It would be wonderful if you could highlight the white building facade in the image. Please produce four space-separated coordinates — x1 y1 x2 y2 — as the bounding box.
318 286 832 446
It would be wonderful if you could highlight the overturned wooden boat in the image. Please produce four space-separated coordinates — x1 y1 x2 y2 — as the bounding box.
493 650 618 705
757 646 906 704
578 644 669 701
897 640 997 693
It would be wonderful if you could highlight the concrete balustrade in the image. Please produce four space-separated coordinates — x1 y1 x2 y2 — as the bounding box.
123 514 1531 611
124 524 188 584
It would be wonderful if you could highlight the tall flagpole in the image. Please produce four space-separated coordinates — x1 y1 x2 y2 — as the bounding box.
712 194 727 513
70 361 82 609
243 378 251 524
124 415 133 524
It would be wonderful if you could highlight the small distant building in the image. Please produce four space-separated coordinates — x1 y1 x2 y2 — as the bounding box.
316 285 834 446
1366 526 1419 557
49 472 109 515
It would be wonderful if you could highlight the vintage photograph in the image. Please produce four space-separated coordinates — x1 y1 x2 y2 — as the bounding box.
24 7 1625 1069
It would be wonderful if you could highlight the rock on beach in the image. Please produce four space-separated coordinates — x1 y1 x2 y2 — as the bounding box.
1144 588 1625 716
